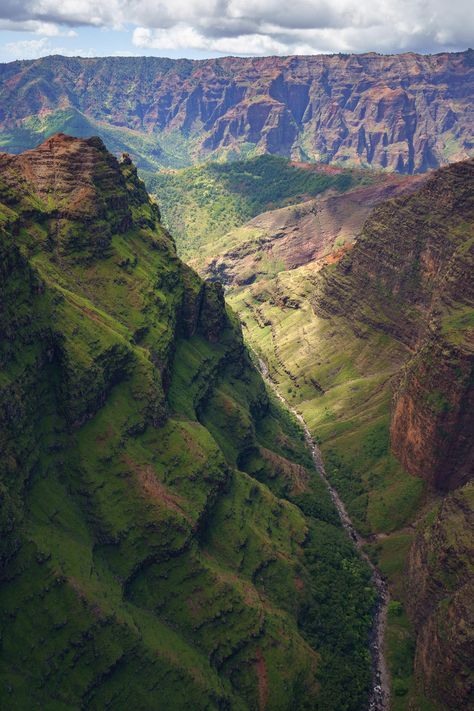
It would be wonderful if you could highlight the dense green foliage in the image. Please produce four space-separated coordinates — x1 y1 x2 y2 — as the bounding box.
227 160 474 709
0 136 376 710
293 495 376 711
144 156 372 258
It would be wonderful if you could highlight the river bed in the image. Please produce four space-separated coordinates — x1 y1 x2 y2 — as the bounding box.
258 358 391 711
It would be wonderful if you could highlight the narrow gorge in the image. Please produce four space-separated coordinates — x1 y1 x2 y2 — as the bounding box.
0 44 473 711
258 356 390 711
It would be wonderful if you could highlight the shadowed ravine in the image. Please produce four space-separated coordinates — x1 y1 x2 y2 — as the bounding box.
257 356 391 711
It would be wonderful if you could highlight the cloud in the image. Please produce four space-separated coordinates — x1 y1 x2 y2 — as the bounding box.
4 37 51 60
132 25 288 55
0 20 76 36
4 36 94 60
0 0 472 55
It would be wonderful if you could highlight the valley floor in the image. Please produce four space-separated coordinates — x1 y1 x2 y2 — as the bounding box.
257 355 391 711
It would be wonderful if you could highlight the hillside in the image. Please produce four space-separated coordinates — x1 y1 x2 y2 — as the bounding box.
198 160 473 709
0 134 381 710
192 172 426 284
0 51 473 172
146 155 376 259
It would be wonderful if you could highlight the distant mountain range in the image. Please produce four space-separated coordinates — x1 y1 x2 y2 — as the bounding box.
0 50 473 172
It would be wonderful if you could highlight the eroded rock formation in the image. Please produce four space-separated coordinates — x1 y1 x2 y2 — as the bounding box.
0 51 473 172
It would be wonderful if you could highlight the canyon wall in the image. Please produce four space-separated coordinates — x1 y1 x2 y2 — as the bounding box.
0 51 473 172
0 134 376 709
216 158 473 707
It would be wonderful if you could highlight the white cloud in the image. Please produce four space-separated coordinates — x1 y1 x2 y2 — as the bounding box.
4 36 94 59
4 37 51 59
1 0 472 55
0 19 76 36
133 25 289 55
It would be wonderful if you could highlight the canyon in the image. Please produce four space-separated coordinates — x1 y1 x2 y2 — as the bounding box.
0 50 473 173
209 159 474 710
0 46 473 711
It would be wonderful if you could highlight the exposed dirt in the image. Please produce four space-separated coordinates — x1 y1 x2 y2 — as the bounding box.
202 173 425 287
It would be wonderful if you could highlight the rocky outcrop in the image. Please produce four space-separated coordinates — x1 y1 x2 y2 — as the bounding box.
391 334 474 491
202 172 424 285
0 51 473 172
0 134 136 259
406 484 474 709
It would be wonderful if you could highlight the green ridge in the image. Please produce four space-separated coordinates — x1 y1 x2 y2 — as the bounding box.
0 136 376 710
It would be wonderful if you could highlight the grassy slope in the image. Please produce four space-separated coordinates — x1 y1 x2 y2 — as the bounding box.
144 156 376 261
220 164 474 709
0 139 376 710
229 243 427 710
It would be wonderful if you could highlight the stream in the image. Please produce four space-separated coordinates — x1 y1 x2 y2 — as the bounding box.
257 357 390 711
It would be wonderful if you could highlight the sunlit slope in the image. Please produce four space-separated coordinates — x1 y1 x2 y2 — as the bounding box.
146 155 377 260
225 160 473 709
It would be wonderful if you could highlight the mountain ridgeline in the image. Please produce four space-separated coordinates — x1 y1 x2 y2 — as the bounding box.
0 134 379 710
0 50 473 173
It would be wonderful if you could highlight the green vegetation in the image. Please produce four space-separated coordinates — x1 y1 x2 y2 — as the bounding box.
144 155 373 259
220 160 474 709
441 303 474 345
296 515 376 711
0 136 377 710
386 601 416 709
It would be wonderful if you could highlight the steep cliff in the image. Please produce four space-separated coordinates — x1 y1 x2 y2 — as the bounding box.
0 51 473 172
0 134 376 710
216 160 473 708
311 161 474 707
406 484 474 710
311 159 474 490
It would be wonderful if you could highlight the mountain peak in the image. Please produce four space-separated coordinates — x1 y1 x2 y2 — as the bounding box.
0 134 158 260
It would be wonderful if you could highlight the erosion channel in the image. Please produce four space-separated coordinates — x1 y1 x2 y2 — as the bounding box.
257 356 391 711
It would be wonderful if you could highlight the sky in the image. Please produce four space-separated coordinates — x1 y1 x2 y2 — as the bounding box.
0 0 472 63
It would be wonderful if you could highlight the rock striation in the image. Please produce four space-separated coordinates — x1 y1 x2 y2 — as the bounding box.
201 173 425 285
406 484 474 710
0 134 375 710
0 51 473 172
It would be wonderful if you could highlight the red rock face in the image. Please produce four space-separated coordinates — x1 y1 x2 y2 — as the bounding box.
0 51 473 172
0 133 152 259
391 336 474 491
202 173 424 286
405 484 474 710
312 159 474 491
0 134 128 225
